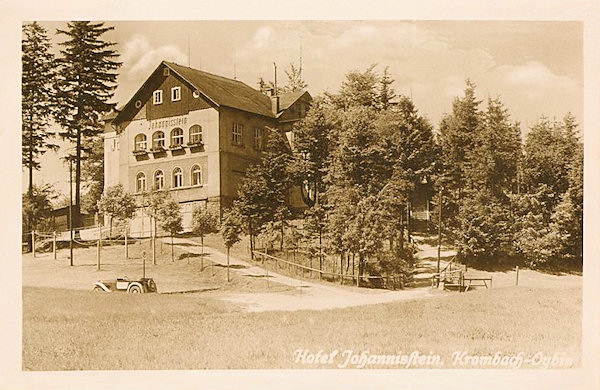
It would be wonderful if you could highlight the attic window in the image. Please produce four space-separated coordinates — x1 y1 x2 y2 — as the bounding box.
171 86 181 102
153 90 163 105
135 100 142 109
163 68 170 76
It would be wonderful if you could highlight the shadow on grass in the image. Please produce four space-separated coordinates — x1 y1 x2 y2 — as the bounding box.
178 253 203 261
170 242 201 248
212 264 248 270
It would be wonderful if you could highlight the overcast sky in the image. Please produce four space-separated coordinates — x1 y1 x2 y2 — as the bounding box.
24 20 583 197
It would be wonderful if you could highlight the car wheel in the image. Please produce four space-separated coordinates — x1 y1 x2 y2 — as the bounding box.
129 285 142 294
94 286 105 292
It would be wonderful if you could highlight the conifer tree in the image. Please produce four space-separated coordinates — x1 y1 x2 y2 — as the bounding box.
437 80 482 230
22 22 58 197
54 21 121 228
289 99 335 207
377 66 396 110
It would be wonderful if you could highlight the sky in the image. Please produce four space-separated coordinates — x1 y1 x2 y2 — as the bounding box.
23 20 583 198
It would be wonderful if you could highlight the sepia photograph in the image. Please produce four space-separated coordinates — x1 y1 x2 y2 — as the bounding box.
2 1 600 389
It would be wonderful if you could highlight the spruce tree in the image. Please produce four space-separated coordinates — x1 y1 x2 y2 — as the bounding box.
437 80 482 230
377 66 396 110
22 22 58 197
54 21 121 228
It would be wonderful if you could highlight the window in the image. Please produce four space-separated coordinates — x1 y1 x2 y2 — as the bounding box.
232 123 243 145
173 167 183 188
154 170 164 190
171 128 184 147
136 172 146 193
191 165 202 186
152 131 165 150
253 128 263 150
134 134 147 151
153 90 163 105
171 86 181 102
189 125 203 144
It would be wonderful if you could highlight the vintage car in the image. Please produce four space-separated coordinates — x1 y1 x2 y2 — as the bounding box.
93 277 157 293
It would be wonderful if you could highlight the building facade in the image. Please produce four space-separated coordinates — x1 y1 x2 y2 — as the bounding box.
104 61 311 236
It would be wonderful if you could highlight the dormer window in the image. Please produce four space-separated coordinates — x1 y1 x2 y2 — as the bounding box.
153 90 163 105
171 86 181 102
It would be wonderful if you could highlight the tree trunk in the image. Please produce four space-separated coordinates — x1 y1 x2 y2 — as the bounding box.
226 247 230 282
74 119 82 229
109 216 113 238
171 233 174 262
399 211 405 250
200 234 204 269
319 229 323 272
280 220 284 251
407 201 411 244
28 126 33 196
340 253 344 284
152 217 156 265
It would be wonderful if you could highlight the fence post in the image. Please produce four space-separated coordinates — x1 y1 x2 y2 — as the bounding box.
265 258 269 288
125 226 129 260
515 266 519 286
97 225 102 271
32 230 36 258
53 231 57 260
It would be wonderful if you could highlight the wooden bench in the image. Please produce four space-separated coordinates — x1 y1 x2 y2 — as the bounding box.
462 277 492 292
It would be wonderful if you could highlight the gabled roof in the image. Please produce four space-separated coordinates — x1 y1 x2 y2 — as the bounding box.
165 62 276 118
114 61 277 126
278 90 311 111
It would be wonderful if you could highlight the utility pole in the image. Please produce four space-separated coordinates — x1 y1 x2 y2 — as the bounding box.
437 188 442 276
69 157 73 267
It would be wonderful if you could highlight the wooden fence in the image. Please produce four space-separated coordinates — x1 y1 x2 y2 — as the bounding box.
252 250 405 290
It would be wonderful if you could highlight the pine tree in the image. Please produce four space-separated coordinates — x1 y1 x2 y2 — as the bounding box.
515 115 583 269
289 99 335 207
54 21 121 228
22 22 59 197
377 66 396 110
437 80 482 230
454 96 522 265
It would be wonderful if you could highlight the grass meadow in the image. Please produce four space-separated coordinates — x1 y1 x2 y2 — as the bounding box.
22 282 581 370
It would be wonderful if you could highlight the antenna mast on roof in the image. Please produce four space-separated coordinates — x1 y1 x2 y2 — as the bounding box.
233 50 237 80
273 62 278 96
299 40 303 75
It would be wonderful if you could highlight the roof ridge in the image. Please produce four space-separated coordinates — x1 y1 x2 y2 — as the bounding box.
164 61 251 87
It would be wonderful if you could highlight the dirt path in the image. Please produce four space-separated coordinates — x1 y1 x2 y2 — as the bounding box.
167 237 435 312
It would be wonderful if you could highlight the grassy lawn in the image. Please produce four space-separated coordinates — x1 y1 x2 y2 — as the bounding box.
23 239 293 294
23 283 581 370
